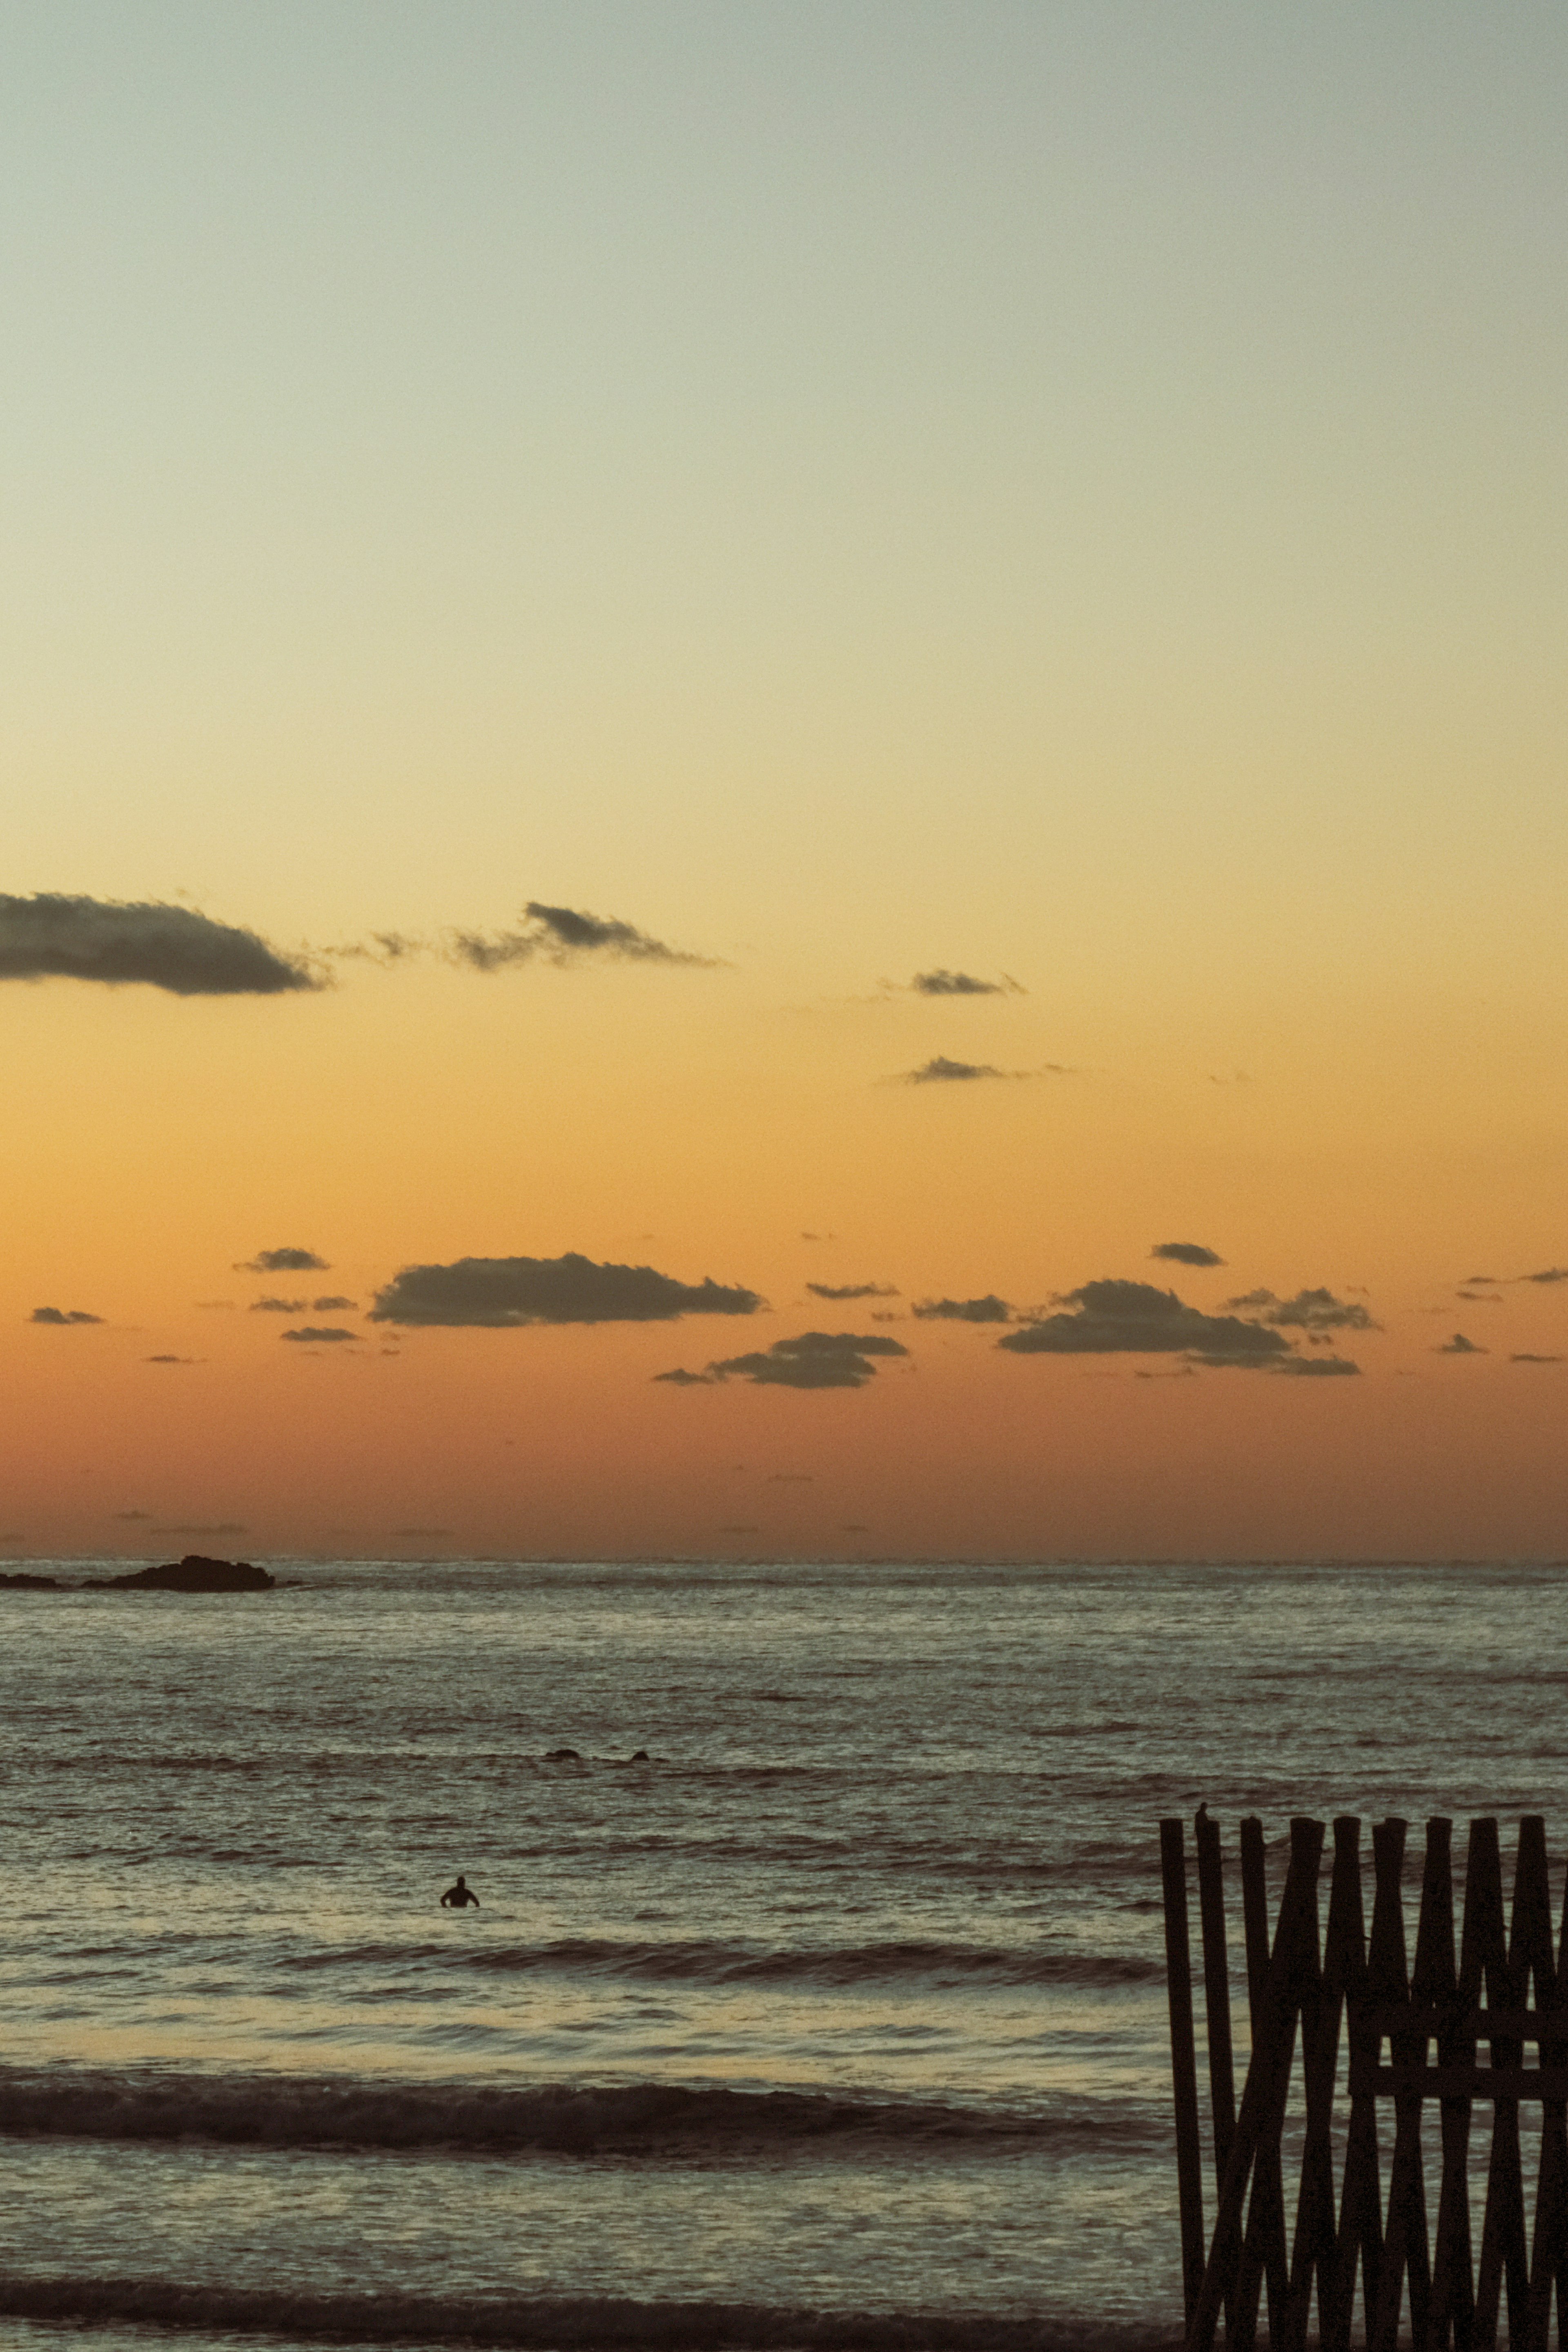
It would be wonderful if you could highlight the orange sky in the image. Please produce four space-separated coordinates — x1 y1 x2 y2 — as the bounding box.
5 4 1568 1560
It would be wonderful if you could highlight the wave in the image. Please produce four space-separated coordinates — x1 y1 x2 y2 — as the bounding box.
276 1937 1160 1988
0 2068 1165 2156
0 2275 1181 2352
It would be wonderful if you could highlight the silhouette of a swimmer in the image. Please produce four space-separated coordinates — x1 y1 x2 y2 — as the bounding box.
440 1874 480 1909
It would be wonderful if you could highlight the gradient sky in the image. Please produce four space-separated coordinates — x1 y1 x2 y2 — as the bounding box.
5 1 1567 1560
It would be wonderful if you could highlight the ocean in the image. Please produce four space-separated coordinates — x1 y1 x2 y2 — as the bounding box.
0 1556 1564 2352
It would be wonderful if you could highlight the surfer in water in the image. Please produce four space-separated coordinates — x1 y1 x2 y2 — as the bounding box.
440 1873 480 1908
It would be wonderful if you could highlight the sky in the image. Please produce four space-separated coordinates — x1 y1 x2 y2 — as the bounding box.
4 0 1567 1561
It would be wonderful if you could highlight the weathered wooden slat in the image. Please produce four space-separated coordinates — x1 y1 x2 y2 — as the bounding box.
1185 1819 1323 2352
1416 1819 1477 2352
1362 2006 1565 2042
1352 2061 1568 2100
1160 1817 1206 2330
1331 1815 1382 2352
1194 1807 1236 2189
1236 1814 1290 2350
1470 1817 1529 2351
1369 1816 1431 2352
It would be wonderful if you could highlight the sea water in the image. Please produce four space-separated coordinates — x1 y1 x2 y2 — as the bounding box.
0 1557 1565 2352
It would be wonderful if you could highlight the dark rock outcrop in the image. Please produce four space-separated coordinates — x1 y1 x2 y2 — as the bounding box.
0 1572 59 1590
109 1554 275 1593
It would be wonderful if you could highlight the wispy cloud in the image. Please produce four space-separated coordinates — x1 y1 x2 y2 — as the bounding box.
448 902 719 972
281 1326 360 1345
236 1247 329 1273
1437 1333 1487 1355
909 970 1024 997
912 1295 1012 1324
29 1306 102 1326
1151 1242 1225 1268
1224 1287 1379 1333
0 893 317 995
806 1282 899 1301
370 1252 763 1328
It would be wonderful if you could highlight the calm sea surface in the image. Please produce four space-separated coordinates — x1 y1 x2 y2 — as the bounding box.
0 1557 1564 2352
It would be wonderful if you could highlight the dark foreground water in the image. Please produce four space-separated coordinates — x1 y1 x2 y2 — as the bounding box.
0 1557 1564 2352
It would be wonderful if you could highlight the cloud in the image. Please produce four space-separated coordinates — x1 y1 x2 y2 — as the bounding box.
0 892 318 995
369 1252 763 1328
30 1306 102 1325
250 1296 307 1313
1512 1353 1564 1365
806 1282 899 1301
998 1279 1292 1366
659 1330 911 1391
1267 1355 1361 1378
237 1247 329 1273
312 1295 356 1311
901 1056 1011 1084
1223 1286 1380 1333
1465 1274 1500 1286
448 901 717 972
1456 1289 1502 1302
910 970 1023 997
281 1326 359 1344
1520 1267 1568 1286
1437 1333 1487 1354
912 1294 1013 1323
1151 1242 1225 1268
145 1354 197 1364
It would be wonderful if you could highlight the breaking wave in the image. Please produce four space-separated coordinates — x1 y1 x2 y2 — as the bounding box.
0 2068 1165 2156
0 2275 1182 2352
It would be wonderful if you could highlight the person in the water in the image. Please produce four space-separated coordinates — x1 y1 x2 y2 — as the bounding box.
440 1873 480 1908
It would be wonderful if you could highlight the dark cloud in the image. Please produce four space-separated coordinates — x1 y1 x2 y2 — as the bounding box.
1151 1242 1225 1268
145 1354 197 1364
1465 1275 1500 1286
998 1279 1291 1366
281 1326 359 1344
237 1248 329 1273
30 1306 102 1325
1437 1333 1487 1355
902 1057 1010 1084
1224 1286 1379 1333
369 1252 763 1328
0 893 318 995
659 1331 911 1391
1456 1289 1502 1303
1512 1354 1564 1365
910 970 1023 997
312 1295 357 1311
250 1297 307 1313
1267 1355 1361 1378
806 1282 899 1301
448 901 717 972
912 1295 1012 1324
1520 1267 1568 1286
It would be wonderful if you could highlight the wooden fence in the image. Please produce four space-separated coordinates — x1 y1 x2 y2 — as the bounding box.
1160 1812 1568 2352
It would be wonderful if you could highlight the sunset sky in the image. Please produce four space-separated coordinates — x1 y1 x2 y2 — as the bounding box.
6 1 1567 1561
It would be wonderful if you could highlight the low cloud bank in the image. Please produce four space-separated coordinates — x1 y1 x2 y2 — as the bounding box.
30 1306 102 1325
0 894 317 995
370 1253 763 1327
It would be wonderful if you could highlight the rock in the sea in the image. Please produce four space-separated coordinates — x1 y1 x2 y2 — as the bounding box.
0 1572 59 1590
109 1554 275 1593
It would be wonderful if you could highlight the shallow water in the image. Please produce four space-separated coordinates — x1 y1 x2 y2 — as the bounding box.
0 1557 1564 2350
